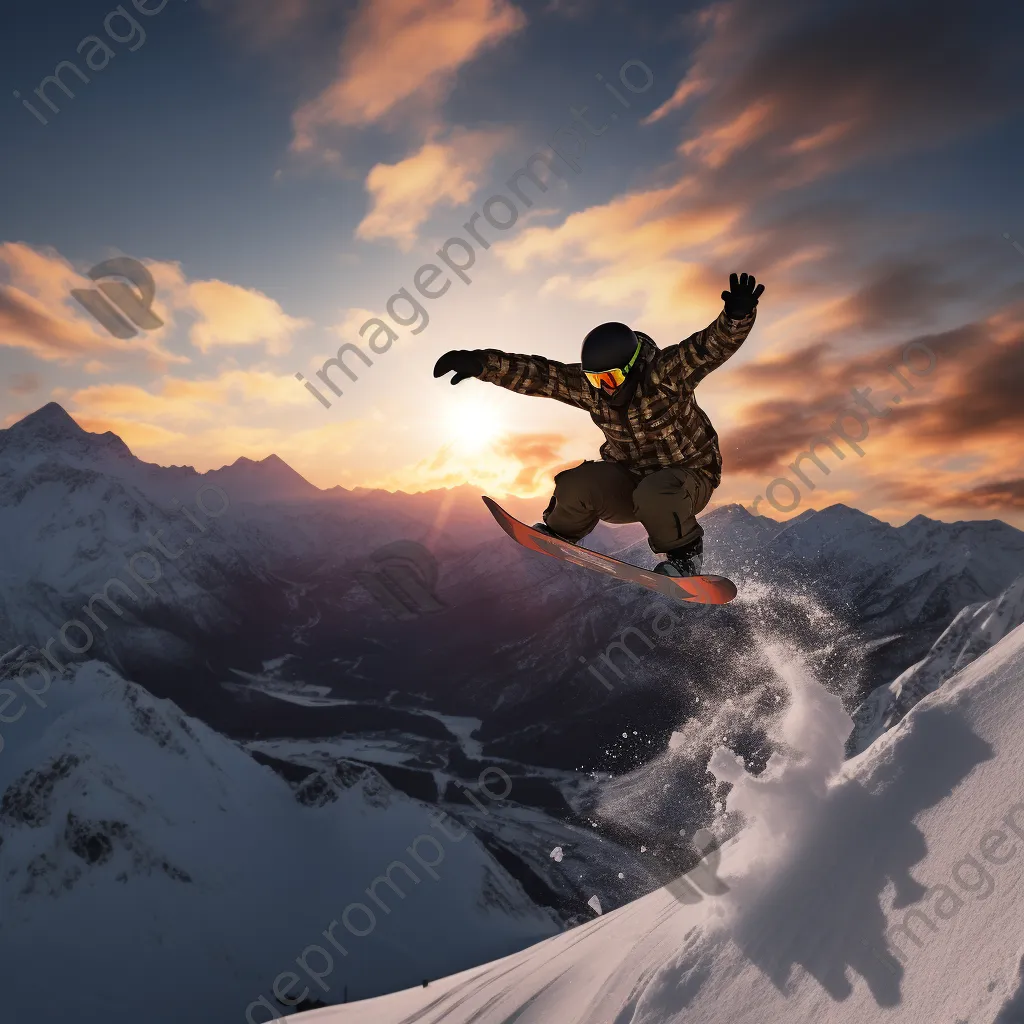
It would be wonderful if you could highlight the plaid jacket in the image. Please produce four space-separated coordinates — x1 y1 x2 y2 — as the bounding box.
477 309 756 487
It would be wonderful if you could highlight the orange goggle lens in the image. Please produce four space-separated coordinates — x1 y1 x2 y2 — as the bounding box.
584 368 628 391
584 340 642 392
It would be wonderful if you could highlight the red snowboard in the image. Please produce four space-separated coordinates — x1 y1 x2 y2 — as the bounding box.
483 496 737 606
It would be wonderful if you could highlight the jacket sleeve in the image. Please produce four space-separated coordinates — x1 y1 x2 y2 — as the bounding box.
476 350 593 410
657 309 757 388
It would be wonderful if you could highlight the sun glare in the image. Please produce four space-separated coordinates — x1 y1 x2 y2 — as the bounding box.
441 394 504 451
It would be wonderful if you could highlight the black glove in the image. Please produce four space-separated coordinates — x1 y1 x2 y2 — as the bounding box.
433 350 484 385
721 272 764 318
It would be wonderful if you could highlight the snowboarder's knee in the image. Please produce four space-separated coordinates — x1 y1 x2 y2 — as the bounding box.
553 460 605 496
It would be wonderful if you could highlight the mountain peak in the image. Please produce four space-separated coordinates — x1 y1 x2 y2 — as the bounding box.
705 502 756 519
804 503 880 525
0 403 133 460
203 453 320 503
10 402 84 438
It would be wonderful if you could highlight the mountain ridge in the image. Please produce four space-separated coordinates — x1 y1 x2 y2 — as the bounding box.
6 404 1018 531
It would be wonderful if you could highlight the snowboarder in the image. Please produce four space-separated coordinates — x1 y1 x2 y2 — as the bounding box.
433 273 764 577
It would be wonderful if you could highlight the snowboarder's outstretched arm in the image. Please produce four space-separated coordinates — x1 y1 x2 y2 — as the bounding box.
659 273 764 387
433 349 592 409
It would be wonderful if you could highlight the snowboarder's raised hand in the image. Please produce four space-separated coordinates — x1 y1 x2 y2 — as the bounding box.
721 272 764 319
434 349 484 385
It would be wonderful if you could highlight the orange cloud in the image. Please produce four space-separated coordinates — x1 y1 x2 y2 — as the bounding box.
499 180 729 269
496 181 743 329
143 260 312 356
68 370 312 429
495 432 575 491
0 283 109 361
541 259 723 336
186 279 312 355
787 119 856 155
679 99 776 169
643 75 710 125
650 0 1024 197
0 243 184 366
947 479 1024 510
356 128 509 249
0 244 311 368
291 0 526 154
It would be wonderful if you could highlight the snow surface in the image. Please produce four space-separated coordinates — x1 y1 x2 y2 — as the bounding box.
303 623 1024 1024
0 657 559 1022
5 404 1024 1024
850 573 1024 753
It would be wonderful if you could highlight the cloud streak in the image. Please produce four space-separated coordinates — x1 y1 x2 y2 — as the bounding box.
291 0 526 156
356 128 510 250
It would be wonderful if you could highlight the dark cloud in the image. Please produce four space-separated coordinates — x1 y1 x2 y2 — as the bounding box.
197 0 354 98
837 260 971 331
199 0 318 45
948 479 1024 509
730 341 830 387
892 319 1024 445
881 475 1024 513
721 392 872 476
630 0 1024 348
719 310 1024 475
674 0 1024 194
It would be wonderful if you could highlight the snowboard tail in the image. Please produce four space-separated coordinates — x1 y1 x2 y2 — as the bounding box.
483 496 737 606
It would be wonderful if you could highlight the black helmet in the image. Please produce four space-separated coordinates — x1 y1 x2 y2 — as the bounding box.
581 322 639 371
581 322 643 395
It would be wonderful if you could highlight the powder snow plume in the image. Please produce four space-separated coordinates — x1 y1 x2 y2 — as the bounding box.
593 580 861 855
707 639 854 889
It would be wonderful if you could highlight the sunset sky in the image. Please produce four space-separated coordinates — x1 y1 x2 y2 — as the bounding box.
3 0 1024 527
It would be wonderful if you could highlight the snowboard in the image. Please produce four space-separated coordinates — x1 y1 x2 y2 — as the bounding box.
483 496 737 605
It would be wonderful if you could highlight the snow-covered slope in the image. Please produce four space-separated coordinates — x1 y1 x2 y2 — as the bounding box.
848 573 1024 754
0 651 558 1023
5 403 1024 1024
311 623 1024 1024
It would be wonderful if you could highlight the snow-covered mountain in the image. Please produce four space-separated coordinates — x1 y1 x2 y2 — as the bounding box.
3 403 1024 1023
0 648 561 1022
310 621 1024 1024
2 403 1022 728
703 503 1024 677
847 573 1024 755
3 402 1023 861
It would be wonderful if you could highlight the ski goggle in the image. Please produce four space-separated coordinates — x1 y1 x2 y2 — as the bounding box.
584 340 642 392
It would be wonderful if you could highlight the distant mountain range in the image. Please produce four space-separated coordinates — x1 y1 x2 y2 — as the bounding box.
2 402 1023 1023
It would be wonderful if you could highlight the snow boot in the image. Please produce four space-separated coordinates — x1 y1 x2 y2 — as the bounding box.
653 538 704 577
532 522 579 545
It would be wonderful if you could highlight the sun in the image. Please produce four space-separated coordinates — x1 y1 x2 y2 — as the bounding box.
441 393 504 451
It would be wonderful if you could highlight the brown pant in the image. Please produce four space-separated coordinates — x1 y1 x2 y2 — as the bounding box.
543 460 715 554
